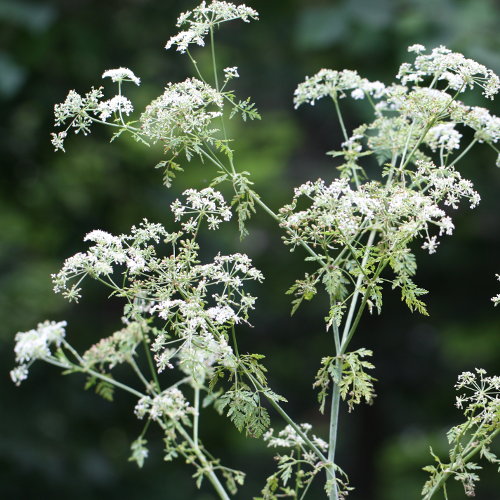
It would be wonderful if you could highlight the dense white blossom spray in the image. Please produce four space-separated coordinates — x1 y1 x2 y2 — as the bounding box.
12 2 500 499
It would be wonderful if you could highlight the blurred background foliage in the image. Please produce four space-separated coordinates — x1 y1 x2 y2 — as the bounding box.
1 0 499 499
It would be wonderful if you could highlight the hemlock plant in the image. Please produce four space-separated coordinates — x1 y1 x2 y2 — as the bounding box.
11 2 500 499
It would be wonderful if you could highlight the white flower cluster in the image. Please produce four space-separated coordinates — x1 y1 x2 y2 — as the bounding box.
140 78 223 155
10 320 67 386
372 85 499 146
82 320 144 369
96 95 134 121
51 70 140 152
263 423 328 451
52 220 168 301
149 252 262 379
398 45 499 99
426 123 462 152
51 201 262 382
454 368 499 421
415 161 480 210
279 165 477 256
397 87 453 122
492 274 500 306
294 69 385 108
102 67 141 86
51 87 104 149
176 329 235 380
223 66 239 81
451 104 500 144
171 187 232 231
165 1 258 53
368 89 500 154
134 388 194 422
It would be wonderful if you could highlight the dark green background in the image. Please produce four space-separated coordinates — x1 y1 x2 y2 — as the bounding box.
1 0 499 499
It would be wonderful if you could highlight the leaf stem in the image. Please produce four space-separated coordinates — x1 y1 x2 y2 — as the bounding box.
46 356 146 399
447 138 478 169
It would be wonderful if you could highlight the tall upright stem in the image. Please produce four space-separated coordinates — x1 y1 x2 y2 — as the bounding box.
326 229 377 499
340 230 377 348
193 386 200 447
327 322 342 500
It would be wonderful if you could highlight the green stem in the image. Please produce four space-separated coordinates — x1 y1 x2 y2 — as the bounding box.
46 356 146 399
128 356 152 391
327 372 341 500
199 146 326 265
245 371 328 463
142 334 161 392
332 97 349 143
249 191 326 265
174 424 231 500
327 320 342 500
339 230 377 348
210 27 219 91
447 138 478 168
186 49 207 83
194 386 200 448
231 325 240 357
89 116 141 132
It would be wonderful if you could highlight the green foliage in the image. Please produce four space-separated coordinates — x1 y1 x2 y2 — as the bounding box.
6 1 500 499
393 276 429 316
422 369 500 499
314 348 376 413
129 437 148 468
286 273 319 316
156 159 184 188
84 375 115 401
222 469 246 495
230 171 257 238
228 95 261 122
214 388 270 438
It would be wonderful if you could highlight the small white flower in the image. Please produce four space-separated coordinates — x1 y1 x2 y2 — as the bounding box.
10 365 29 386
13 320 67 364
140 78 223 152
223 66 239 80
102 67 141 86
165 1 258 54
171 188 232 231
351 88 365 100
50 131 67 152
207 305 238 324
97 95 134 121
422 236 439 254
408 44 426 53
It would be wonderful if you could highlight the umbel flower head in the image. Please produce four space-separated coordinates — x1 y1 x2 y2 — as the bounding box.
10 321 67 386
48 188 263 382
294 69 386 108
51 67 140 152
102 67 141 86
165 1 258 53
398 44 499 99
140 78 224 158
